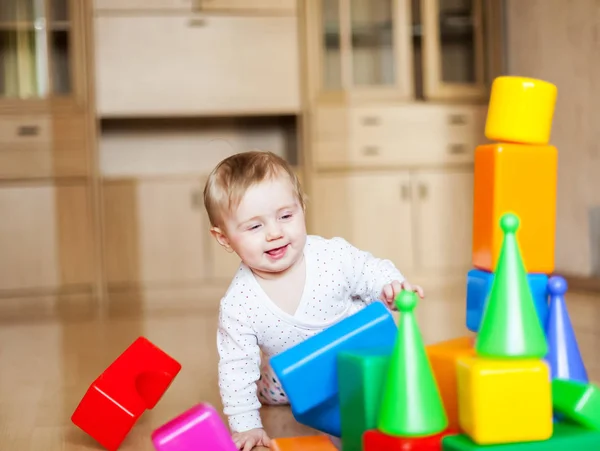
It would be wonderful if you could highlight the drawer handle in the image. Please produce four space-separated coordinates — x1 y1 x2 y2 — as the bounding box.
361 116 381 126
448 114 467 125
448 143 468 154
363 146 380 156
17 125 40 136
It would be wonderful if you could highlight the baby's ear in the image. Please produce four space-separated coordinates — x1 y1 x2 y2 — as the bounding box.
210 227 234 253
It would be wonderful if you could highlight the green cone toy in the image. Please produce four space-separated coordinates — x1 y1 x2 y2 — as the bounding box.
475 212 548 358
377 290 448 436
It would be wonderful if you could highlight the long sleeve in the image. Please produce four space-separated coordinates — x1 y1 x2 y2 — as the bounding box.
217 295 263 432
334 237 405 303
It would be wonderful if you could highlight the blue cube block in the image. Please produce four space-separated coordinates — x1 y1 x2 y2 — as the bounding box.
466 269 549 332
270 301 397 437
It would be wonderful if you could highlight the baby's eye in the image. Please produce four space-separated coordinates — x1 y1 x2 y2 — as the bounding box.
247 224 261 231
280 213 292 220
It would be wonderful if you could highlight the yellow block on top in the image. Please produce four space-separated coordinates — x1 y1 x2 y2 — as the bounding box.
485 76 557 145
457 356 552 445
472 143 557 273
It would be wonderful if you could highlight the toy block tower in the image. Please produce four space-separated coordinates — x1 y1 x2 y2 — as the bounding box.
456 213 553 445
466 76 558 333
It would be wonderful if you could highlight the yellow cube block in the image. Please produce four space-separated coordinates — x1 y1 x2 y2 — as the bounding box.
457 356 552 445
485 76 557 145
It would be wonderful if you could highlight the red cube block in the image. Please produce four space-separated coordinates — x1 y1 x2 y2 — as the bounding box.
363 428 459 450
72 337 182 450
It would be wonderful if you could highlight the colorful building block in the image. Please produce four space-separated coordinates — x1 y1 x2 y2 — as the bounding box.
151 403 237 451
71 336 182 450
484 76 557 145
426 336 476 430
545 276 588 383
552 379 600 430
466 269 548 333
270 301 397 437
475 214 548 359
442 421 600 450
456 356 552 445
337 347 391 451
271 435 340 451
378 291 448 437
472 143 557 273
364 427 458 450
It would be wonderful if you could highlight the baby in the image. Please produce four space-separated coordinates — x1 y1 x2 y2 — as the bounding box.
204 150 423 450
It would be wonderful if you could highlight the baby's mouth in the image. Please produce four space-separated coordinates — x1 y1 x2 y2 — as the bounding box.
266 244 288 256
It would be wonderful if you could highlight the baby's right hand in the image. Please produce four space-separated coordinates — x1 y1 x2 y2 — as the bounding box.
232 428 271 451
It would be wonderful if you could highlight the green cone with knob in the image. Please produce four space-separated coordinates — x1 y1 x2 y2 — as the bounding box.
376 290 448 436
475 212 549 358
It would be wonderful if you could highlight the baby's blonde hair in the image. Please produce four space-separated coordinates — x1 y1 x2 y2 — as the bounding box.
203 150 305 228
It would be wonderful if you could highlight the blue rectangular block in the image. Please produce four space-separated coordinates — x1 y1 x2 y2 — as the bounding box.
270 301 397 437
466 268 549 332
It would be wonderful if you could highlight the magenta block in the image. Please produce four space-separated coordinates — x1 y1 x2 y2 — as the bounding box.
151 403 237 451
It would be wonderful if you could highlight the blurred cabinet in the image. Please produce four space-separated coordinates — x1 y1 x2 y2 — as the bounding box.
0 0 98 302
310 168 473 277
94 14 300 116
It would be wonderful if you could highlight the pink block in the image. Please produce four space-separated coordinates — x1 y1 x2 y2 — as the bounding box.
151 403 237 451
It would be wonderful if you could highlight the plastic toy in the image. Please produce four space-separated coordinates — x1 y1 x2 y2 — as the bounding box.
337 347 392 451
364 427 456 450
71 336 181 450
377 290 448 436
426 336 475 430
475 214 548 359
552 379 600 430
466 269 548 332
544 276 588 382
270 301 397 436
151 403 237 451
271 435 340 451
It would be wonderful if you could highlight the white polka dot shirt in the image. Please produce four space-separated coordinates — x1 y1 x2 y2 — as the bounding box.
216 235 405 432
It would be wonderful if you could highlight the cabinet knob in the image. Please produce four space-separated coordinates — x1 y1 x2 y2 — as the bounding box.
191 189 203 209
448 114 467 125
17 125 40 137
362 146 380 156
418 183 428 199
448 143 468 154
361 116 381 126
400 183 411 200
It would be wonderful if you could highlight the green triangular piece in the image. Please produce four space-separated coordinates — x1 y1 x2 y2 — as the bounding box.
377 290 448 436
552 379 600 430
475 213 548 358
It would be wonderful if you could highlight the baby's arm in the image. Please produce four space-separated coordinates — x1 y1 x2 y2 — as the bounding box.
334 237 407 305
217 296 264 434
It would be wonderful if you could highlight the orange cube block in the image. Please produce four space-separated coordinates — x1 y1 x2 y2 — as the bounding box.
472 143 557 273
271 435 339 451
426 336 476 430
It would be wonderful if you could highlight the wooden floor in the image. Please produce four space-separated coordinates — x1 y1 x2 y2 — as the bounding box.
1 282 599 450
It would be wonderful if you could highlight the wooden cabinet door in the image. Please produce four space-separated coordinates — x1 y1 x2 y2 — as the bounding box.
308 173 354 242
94 15 300 116
201 0 296 13
347 171 414 273
103 178 208 287
0 183 94 292
412 169 474 272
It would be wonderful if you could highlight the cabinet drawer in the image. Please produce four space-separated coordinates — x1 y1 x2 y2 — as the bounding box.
95 15 300 116
94 0 193 11
0 115 89 179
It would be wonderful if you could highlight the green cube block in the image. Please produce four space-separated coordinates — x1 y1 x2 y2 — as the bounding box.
442 422 600 450
337 347 392 451
552 379 600 430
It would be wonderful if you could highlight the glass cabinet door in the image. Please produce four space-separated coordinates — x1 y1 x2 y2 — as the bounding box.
321 0 343 91
0 0 73 100
422 0 487 100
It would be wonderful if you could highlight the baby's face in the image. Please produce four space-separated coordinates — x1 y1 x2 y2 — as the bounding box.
221 174 307 278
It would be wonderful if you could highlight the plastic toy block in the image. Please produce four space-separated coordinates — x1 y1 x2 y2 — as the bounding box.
552 379 600 430
71 336 182 450
456 356 552 445
466 269 548 333
337 347 392 451
151 403 237 451
485 76 557 145
271 435 340 451
472 143 557 273
364 427 458 451
442 421 600 450
475 214 548 359
270 301 397 437
378 291 448 437
544 276 588 383
426 336 476 430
